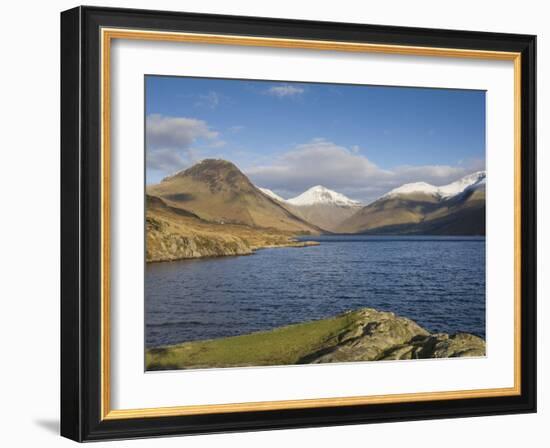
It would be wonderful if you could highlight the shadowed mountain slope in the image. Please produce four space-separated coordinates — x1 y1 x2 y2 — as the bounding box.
337 173 486 235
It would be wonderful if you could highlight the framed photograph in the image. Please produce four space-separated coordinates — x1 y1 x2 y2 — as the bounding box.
60 6 536 441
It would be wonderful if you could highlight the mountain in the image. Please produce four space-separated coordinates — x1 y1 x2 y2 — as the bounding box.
383 171 486 200
287 185 362 207
283 186 362 232
257 187 285 203
147 159 321 234
337 171 486 235
145 194 318 262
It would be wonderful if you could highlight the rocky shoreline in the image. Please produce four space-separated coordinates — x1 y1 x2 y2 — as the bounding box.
300 308 485 363
146 216 319 263
146 308 486 370
145 194 320 263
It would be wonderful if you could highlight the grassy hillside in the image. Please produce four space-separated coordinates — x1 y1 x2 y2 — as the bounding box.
146 195 318 262
148 159 321 234
146 308 486 370
147 310 358 370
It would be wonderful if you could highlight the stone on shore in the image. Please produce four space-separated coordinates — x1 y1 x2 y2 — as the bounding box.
146 307 486 370
301 309 485 363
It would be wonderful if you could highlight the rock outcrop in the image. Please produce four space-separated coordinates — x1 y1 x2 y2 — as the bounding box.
146 195 319 262
146 216 253 262
299 308 485 363
146 307 485 370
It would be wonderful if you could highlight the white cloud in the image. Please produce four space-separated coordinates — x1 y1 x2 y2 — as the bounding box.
266 84 305 98
195 91 220 109
146 114 221 178
246 138 484 203
392 163 483 185
146 114 218 149
146 148 188 173
246 139 388 197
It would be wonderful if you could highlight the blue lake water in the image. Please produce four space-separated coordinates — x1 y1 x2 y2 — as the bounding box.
145 235 486 348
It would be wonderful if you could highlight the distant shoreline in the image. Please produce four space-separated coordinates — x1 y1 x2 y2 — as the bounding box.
146 232 486 264
251 239 320 251
298 234 486 239
146 237 319 263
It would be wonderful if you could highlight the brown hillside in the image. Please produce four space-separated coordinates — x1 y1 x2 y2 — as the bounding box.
337 187 485 235
146 195 319 262
147 159 321 234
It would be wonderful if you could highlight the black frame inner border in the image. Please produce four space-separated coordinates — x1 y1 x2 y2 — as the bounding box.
61 5 536 442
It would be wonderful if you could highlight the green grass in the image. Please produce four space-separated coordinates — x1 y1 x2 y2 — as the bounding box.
146 310 361 370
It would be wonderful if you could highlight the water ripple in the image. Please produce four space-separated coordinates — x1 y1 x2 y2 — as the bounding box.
146 235 486 347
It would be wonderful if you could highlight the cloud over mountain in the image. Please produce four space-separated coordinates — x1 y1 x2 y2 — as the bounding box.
146 114 221 175
246 138 485 203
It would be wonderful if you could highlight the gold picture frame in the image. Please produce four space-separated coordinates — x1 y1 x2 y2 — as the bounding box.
61 6 536 441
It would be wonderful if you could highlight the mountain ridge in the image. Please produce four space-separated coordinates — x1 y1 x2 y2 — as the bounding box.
337 171 486 235
151 160 486 237
382 171 486 201
147 159 322 234
287 185 362 207
257 187 286 203
253 184 362 232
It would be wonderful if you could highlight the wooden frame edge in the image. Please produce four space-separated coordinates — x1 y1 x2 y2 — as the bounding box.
102 386 521 420
99 27 523 421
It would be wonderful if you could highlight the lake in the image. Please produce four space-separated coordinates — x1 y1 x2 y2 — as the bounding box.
145 235 486 348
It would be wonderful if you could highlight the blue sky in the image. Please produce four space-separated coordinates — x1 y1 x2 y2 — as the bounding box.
145 75 485 203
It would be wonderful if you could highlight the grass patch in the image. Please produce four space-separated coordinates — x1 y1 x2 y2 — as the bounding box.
146 310 361 370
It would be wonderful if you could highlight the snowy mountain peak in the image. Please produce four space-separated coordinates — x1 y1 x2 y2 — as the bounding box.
437 171 486 198
287 185 362 207
383 171 486 200
383 182 440 197
257 187 285 202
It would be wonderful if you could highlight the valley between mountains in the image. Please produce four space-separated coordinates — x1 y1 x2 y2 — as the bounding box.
145 158 486 262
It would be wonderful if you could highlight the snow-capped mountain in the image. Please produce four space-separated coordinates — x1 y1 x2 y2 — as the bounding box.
287 185 362 207
383 171 486 200
437 171 486 198
267 186 363 232
338 170 486 235
257 187 286 202
254 185 362 232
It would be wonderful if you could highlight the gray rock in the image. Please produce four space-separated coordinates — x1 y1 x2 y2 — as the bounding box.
300 308 485 363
